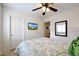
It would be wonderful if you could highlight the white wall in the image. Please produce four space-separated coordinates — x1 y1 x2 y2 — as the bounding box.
24 17 44 40
44 7 79 45
0 4 2 55
2 5 44 52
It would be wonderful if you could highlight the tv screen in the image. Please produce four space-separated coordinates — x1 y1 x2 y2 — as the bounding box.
28 23 38 30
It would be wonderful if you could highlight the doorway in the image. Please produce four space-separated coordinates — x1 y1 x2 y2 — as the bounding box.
10 15 24 50
44 22 50 38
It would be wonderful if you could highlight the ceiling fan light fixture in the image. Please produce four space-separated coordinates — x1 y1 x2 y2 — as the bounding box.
32 3 58 15
46 8 50 12
42 6 46 12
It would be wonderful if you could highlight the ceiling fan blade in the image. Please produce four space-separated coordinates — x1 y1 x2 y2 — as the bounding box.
32 7 42 11
49 7 58 12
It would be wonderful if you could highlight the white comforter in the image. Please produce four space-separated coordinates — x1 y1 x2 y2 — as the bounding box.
16 38 69 56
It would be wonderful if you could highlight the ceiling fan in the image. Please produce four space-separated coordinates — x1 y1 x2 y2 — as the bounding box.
32 3 58 15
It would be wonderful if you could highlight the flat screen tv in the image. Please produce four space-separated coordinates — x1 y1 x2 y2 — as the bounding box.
28 22 38 30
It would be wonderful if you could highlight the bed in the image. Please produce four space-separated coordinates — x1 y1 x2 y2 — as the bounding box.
15 37 69 56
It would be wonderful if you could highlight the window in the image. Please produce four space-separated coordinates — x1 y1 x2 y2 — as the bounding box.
55 20 67 37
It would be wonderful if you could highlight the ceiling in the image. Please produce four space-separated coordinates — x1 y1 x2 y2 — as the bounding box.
2 3 79 18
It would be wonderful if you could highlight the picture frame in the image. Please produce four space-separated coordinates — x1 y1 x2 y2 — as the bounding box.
55 20 67 37
28 22 38 30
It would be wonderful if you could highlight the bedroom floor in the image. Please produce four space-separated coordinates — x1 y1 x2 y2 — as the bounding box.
1 49 69 56
1 51 69 56
1 49 17 56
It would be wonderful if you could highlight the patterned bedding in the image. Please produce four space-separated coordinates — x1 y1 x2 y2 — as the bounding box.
15 38 69 56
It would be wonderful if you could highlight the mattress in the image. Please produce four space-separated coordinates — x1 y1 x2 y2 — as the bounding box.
15 38 69 56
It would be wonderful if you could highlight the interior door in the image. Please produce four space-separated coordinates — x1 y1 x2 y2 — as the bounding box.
44 22 50 38
10 15 24 50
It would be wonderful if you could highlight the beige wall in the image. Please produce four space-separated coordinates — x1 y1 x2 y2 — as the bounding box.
44 7 79 45
24 17 44 40
0 4 2 55
2 5 44 52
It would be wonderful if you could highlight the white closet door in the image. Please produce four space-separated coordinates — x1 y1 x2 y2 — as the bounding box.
10 15 24 50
